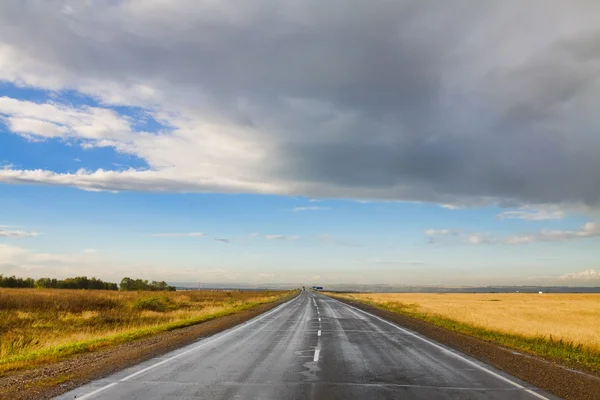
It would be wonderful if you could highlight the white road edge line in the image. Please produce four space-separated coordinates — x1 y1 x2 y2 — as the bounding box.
318 329 322 336
313 348 321 362
72 382 118 399
75 294 301 400
332 297 550 400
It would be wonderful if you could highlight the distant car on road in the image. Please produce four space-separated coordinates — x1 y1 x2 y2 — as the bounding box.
312 286 324 291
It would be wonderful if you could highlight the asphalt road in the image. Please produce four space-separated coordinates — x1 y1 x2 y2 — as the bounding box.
58 291 559 400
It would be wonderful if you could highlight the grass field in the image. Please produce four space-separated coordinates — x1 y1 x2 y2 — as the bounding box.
330 292 600 372
0 288 292 375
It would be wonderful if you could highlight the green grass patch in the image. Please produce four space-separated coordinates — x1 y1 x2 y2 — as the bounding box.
132 296 176 312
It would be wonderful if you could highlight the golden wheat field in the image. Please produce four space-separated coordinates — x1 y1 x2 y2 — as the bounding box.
0 288 290 374
336 293 600 351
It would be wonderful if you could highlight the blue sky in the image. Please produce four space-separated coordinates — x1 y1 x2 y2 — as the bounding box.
1 1 599 286
1 172 597 285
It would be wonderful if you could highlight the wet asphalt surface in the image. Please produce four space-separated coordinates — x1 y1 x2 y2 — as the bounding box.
57 291 560 400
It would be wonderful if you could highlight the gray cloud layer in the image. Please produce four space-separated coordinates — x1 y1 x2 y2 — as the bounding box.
0 1 599 207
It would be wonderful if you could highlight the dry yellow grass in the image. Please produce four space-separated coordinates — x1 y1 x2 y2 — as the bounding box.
336 293 600 352
0 288 292 375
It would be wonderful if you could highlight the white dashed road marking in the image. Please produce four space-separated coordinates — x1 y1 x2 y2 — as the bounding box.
313 348 321 362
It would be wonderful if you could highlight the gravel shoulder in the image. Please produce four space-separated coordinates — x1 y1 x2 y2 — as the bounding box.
330 295 600 400
0 293 297 400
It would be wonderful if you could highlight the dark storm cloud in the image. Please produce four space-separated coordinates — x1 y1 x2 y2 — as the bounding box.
0 1 599 206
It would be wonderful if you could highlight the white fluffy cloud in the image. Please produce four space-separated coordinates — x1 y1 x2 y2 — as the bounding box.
559 269 600 281
0 97 133 140
150 232 206 237
440 204 462 210
507 222 599 244
427 222 599 245
293 206 329 212
0 228 39 237
0 1 599 209
467 233 493 245
425 229 453 236
264 235 299 241
497 207 566 221
0 168 283 194
424 221 600 245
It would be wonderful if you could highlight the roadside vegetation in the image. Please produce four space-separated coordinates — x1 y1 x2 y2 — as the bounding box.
0 275 175 291
118 277 175 291
0 275 118 290
0 288 293 376
330 292 600 373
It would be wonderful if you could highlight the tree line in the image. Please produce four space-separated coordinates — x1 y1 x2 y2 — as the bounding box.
0 275 175 291
119 277 175 291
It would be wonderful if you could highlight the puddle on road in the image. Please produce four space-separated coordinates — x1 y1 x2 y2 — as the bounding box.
295 348 321 382
301 360 321 382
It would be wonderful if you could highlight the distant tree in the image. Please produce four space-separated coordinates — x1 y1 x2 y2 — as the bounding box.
120 277 175 291
1 275 118 290
119 277 134 291
35 277 53 289
1 274 166 291
0 275 35 288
